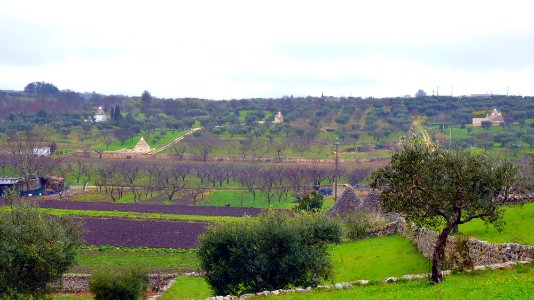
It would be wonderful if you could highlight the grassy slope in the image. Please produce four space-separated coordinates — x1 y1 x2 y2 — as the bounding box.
163 235 429 299
268 264 534 299
160 276 213 300
93 129 186 151
458 202 534 245
330 235 429 282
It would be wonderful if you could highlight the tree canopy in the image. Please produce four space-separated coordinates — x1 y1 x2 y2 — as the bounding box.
24 81 59 95
371 139 518 283
0 189 82 298
197 212 341 296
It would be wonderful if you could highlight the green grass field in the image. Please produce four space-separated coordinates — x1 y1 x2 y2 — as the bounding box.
268 263 533 299
197 190 297 209
0 207 237 223
458 202 534 245
160 276 212 300
69 190 157 203
330 235 429 282
71 247 199 273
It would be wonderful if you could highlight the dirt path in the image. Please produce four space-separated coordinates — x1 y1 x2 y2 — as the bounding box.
412 117 433 146
147 128 201 154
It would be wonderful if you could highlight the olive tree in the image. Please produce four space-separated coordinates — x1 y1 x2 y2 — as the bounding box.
198 212 341 296
0 188 82 298
371 139 518 283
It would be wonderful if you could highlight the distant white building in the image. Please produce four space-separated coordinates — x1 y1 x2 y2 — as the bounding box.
94 106 110 122
273 111 284 124
33 147 51 156
472 108 505 126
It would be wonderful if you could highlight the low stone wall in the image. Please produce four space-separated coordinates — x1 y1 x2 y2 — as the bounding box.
396 219 534 265
50 273 178 293
75 151 384 164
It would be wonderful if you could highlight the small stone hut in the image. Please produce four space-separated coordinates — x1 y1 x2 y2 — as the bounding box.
359 190 382 213
327 187 361 216
133 137 151 153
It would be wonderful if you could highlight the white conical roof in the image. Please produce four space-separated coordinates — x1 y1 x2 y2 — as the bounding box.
95 106 106 115
133 137 151 153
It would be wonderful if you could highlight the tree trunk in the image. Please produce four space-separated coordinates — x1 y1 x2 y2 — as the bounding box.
431 224 455 283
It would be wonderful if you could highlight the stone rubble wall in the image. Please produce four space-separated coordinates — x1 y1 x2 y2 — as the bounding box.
75 151 384 164
396 219 534 265
207 260 532 300
50 273 179 293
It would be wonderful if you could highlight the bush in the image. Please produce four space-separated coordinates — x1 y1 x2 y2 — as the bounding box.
197 211 342 296
89 265 149 300
340 212 387 240
294 191 324 211
0 189 81 298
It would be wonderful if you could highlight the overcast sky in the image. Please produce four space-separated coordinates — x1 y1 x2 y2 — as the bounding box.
1 0 534 99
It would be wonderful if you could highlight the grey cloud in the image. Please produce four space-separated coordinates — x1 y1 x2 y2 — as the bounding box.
277 32 534 72
0 15 120 67
0 15 64 66
430 33 534 71
230 72 380 92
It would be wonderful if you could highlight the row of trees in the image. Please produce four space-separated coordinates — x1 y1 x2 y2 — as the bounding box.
59 159 355 204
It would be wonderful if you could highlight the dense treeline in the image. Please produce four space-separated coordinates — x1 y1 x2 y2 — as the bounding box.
1 84 533 157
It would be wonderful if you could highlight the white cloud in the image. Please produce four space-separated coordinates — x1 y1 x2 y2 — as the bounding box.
1 0 534 98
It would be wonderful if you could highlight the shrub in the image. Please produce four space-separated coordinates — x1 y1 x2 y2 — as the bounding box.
340 212 387 240
197 211 342 296
294 191 324 211
0 189 81 298
89 264 149 300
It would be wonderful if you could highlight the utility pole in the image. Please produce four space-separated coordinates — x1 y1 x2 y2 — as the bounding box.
449 127 452 148
334 138 339 202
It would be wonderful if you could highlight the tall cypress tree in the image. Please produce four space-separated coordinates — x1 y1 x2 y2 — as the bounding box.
114 105 121 121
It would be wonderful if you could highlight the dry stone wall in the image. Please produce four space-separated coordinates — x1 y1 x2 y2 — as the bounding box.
50 273 178 293
77 151 385 164
396 219 534 265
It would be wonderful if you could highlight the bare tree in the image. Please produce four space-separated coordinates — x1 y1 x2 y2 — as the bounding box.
95 165 113 195
119 162 143 202
238 166 259 202
348 168 371 186
153 164 187 202
286 167 306 195
71 159 91 187
258 169 277 206
171 143 187 160
274 140 287 162
5 130 54 191
240 137 264 162
191 136 219 162
108 165 125 202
